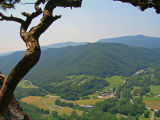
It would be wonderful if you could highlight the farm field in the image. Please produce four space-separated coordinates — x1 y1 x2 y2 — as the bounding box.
21 96 83 115
88 75 124 98
143 101 160 110
143 97 160 101
18 80 38 88
70 98 107 105
149 85 160 95
143 97 160 110
21 95 108 115
104 75 124 92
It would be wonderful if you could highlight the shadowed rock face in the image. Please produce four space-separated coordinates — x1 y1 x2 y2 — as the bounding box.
0 74 32 120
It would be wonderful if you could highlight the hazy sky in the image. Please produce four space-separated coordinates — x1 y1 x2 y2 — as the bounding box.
0 0 160 53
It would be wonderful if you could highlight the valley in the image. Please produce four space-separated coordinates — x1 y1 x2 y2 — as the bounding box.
17 68 160 120
1 41 160 120
21 95 107 115
18 72 160 120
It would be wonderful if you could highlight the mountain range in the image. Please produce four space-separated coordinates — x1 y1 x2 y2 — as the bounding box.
42 42 88 50
98 35 160 48
1 35 160 56
0 42 88 56
1 42 160 88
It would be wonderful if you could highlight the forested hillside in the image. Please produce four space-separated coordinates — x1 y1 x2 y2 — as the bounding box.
1 43 160 92
23 43 160 86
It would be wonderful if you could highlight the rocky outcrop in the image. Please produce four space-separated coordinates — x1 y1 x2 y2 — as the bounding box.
0 73 32 120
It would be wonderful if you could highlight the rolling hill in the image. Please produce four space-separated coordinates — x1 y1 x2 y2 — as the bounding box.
1 43 160 90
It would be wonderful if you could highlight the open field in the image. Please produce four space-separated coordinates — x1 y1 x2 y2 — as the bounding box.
71 98 107 105
18 80 38 88
143 97 160 101
143 97 160 110
143 100 160 110
88 75 123 98
21 96 83 115
21 96 49 110
148 85 160 95
21 95 109 115
104 75 124 92
116 113 128 120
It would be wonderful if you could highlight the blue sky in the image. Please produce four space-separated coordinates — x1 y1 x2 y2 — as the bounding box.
0 0 160 53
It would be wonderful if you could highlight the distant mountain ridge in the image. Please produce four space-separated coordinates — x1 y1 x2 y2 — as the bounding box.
0 42 88 56
1 35 160 56
43 42 88 49
0 51 15 56
98 35 160 48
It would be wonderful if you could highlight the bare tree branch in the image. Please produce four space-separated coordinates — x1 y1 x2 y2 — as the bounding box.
35 0 44 11
29 0 82 39
20 2 35 5
0 12 24 23
0 73 5 84
20 0 43 40
114 0 160 13
54 0 82 8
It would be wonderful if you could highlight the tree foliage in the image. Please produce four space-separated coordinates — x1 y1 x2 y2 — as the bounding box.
114 0 160 13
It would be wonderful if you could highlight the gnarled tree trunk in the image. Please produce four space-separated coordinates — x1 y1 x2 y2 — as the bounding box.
0 0 82 119
0 73 33 120
0 36 41 115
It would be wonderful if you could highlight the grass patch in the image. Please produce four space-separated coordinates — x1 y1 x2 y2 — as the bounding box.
71 98 107 105
104 75 124 92
21 95 107 115
143 97 160 101
89 75 124 98
116 113 128 120
21 96 83 115
143 97 160 110
21 96 49 110
143 100 160 110
149 85 160 95
18 80 38 88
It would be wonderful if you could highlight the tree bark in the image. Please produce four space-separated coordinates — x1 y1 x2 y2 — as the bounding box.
0 74 33 120
0 0 82 118
0 36 41 115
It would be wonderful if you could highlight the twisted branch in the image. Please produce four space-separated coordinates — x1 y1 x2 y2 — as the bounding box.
114 0 160 13
20 0 43 40
0 12 24 23
0 0 82 116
